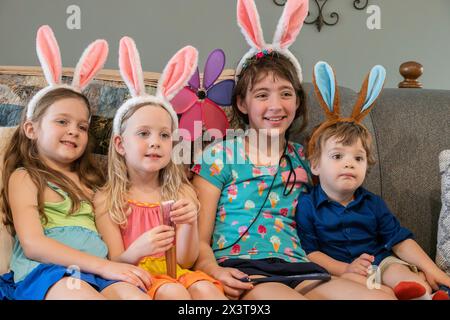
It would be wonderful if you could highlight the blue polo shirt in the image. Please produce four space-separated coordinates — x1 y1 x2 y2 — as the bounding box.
296 185 413 265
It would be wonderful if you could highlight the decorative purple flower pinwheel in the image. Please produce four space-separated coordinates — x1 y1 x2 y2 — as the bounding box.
170 48 234 141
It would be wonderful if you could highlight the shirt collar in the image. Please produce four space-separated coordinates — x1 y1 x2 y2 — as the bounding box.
314 185 370 209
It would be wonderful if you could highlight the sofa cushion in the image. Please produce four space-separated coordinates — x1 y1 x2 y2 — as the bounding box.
0 126 17 275
369 89 450 258
436 150 450 275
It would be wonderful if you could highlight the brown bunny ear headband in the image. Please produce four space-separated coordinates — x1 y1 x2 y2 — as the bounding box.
307 61 386 158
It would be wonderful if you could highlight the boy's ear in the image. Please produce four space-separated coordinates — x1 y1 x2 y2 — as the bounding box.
236 96 249 115
310 161 320 176
113 135 125 156
23 121 37 139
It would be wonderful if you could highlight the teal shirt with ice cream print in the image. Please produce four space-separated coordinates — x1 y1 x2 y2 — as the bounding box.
193 135 311 264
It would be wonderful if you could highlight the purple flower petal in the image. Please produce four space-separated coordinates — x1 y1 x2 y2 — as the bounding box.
203 49 225 90
189 67 200 90
207 79 235 106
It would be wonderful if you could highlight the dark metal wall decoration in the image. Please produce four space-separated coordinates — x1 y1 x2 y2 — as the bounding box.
353 0 369 10
305 0 338 32
272 0 369 32
273 0 287 5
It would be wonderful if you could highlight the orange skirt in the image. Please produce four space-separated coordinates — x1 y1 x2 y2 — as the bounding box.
138 256 223 299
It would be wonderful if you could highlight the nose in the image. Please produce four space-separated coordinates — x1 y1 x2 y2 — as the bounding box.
344 159 355 169
268 95 283 112
148 136 161 149
67 126 79 137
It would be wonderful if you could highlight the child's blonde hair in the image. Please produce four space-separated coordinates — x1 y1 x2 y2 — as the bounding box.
1 88 105 235
101 103 199 227
307 121 376 169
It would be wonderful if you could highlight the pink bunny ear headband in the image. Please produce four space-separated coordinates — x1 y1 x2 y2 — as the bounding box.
113 37 198 134
235 0 309 82
26 25 109 120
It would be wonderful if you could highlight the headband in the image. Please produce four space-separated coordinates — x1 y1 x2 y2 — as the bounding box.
113 37 198 134
308 61 386 158
235 0 309 82
27 25 108 119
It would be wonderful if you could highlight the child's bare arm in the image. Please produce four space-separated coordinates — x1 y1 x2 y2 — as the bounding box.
93 190 128 262
172 185 200 268
307 251 348 276
10 170 150 289
308 251 374 277
393 239 450 289
94 190 175 265
10 170 107 272
192 175 253 299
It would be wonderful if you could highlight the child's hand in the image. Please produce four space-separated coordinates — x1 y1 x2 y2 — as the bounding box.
99 261 152 291
130 225 175 257
345 253 375 276
170 199 198 225
423 268 450 291
210 266 253 300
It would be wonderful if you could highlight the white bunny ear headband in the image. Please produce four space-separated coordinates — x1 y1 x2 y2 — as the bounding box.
26 25 109 120
113 37 198 134
307 61 386 158
235 0 309 82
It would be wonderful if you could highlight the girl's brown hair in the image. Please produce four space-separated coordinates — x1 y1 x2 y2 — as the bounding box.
231 53 308 138
1 88 105 235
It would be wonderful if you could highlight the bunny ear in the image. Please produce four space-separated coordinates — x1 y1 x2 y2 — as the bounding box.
313 61 340 119
273 0 308 49
72 40 108 90
237 0 265 50
36 25 62 85
351 65 386 122
158 46 199 101
118 37 145 97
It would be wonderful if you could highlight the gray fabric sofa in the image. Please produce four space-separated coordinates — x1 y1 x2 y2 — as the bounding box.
0 67 448 273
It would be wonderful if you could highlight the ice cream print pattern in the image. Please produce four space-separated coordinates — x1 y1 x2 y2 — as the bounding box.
194 137 310 262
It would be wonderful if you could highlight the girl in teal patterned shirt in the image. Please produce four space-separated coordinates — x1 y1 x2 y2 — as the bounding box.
192 0 393 299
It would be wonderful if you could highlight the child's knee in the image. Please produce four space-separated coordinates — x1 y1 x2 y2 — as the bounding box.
156 283 191 300
188 280 222 297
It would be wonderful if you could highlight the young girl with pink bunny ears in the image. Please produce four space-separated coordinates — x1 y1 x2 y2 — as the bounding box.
191 0 395 300
0 25 151 300
94 37 226 300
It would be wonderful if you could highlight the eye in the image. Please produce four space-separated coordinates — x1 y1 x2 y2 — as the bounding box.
79 124 88 132
331 153 342 160
255 92 268 99
137 130 150 137
355 156 365 162
161 132 171 139
281 91 294 97
56 119 68 125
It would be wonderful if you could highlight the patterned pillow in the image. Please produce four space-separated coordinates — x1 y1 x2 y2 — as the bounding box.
436 150 450 275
